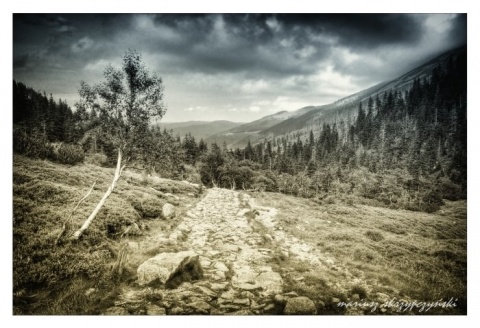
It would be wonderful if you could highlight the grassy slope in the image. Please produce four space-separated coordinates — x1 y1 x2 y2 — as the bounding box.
13 155 467 315
13 155 201 314
253 192 467 314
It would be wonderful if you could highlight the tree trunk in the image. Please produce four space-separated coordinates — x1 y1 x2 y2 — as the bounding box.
70 149 125 240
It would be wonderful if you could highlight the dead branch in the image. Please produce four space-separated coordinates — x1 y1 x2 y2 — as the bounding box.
149 187 167 198
70 150 126 240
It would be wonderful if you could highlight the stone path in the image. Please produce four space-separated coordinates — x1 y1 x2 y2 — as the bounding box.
108 186 391 315
113 188 300 315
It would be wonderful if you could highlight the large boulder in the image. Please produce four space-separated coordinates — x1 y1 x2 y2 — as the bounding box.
137 251 203 287
283 297 317 315
162 203 176 219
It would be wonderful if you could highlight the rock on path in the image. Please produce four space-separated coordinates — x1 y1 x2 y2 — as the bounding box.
115 187 303 315
181 188 284 296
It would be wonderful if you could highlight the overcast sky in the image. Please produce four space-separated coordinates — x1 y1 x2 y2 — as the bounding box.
13 14 466 122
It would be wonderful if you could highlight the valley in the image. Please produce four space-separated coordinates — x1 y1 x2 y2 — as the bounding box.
12 14 468 317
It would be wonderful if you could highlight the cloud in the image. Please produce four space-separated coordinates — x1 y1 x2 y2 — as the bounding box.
272 96 312 112
13 14 467 122
71 37 94 53
84 59 110 71
13 54 29 69
184 106 208 112
241 79 269 93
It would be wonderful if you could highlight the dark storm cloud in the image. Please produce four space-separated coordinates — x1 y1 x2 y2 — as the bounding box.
13 54 28 69
13 13 466 121
128 14 428 77
131 14 328 76
11 13 449 77
275 14 423 48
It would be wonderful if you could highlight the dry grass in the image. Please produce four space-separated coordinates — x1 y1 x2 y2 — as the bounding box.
13 155 201 314
253 191 467 314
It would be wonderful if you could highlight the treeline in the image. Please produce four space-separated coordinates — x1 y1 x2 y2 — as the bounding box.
13 81 84 164
12 80 186 169
13 50 466 213
13 81 79 142
178 51 467 212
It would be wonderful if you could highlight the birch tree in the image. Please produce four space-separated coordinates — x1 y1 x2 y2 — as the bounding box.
70 50 166 240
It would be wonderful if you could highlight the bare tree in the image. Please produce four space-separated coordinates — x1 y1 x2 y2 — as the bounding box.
70 50 166 240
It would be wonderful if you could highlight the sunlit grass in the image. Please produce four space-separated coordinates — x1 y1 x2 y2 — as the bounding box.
254 191 467 314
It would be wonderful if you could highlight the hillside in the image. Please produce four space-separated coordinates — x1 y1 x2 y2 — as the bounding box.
136 47 467 149
157 120 243 140
206 106 321 148
261 46 467 138
191 47 467 148
13 156 466 314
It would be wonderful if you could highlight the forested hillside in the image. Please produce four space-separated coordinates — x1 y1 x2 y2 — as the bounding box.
177 49 467 213
13 48 466 214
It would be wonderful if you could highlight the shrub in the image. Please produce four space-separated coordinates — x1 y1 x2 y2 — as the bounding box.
324 195 336 204
350 285 368 299
380 223 406 235
183 164 202 185
252 175 276 192
85 153 108 166
365 230 384 242
132 197 165 219
438 178 463 201
353 246 378 263
13 128 55 160
55 143 85 165
422 190 444 213
326 232 355 241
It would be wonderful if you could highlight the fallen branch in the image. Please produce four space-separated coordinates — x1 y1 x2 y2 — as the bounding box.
55 179 97 245
70 149 126 240
149 187 180 205
149 187 167 198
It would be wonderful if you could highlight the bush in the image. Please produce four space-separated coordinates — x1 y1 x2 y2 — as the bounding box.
380 223 406 235
252 174 276 192
324 195 336 204
438 178 463 201
365 230 384 242
350 285 368 299
55 143 85 165
13 128 55 160
183 164 202 185
132 197 165 219
85 153 108 166
353 246 378 263
422 190 444 213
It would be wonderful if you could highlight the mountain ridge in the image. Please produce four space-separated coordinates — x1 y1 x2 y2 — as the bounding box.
163 45 466 148
157 120 244 140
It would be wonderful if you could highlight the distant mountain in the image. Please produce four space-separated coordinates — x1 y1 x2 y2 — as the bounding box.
167 46 466 149
261 46 467 138
206 106 321 148
157 120 243 140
